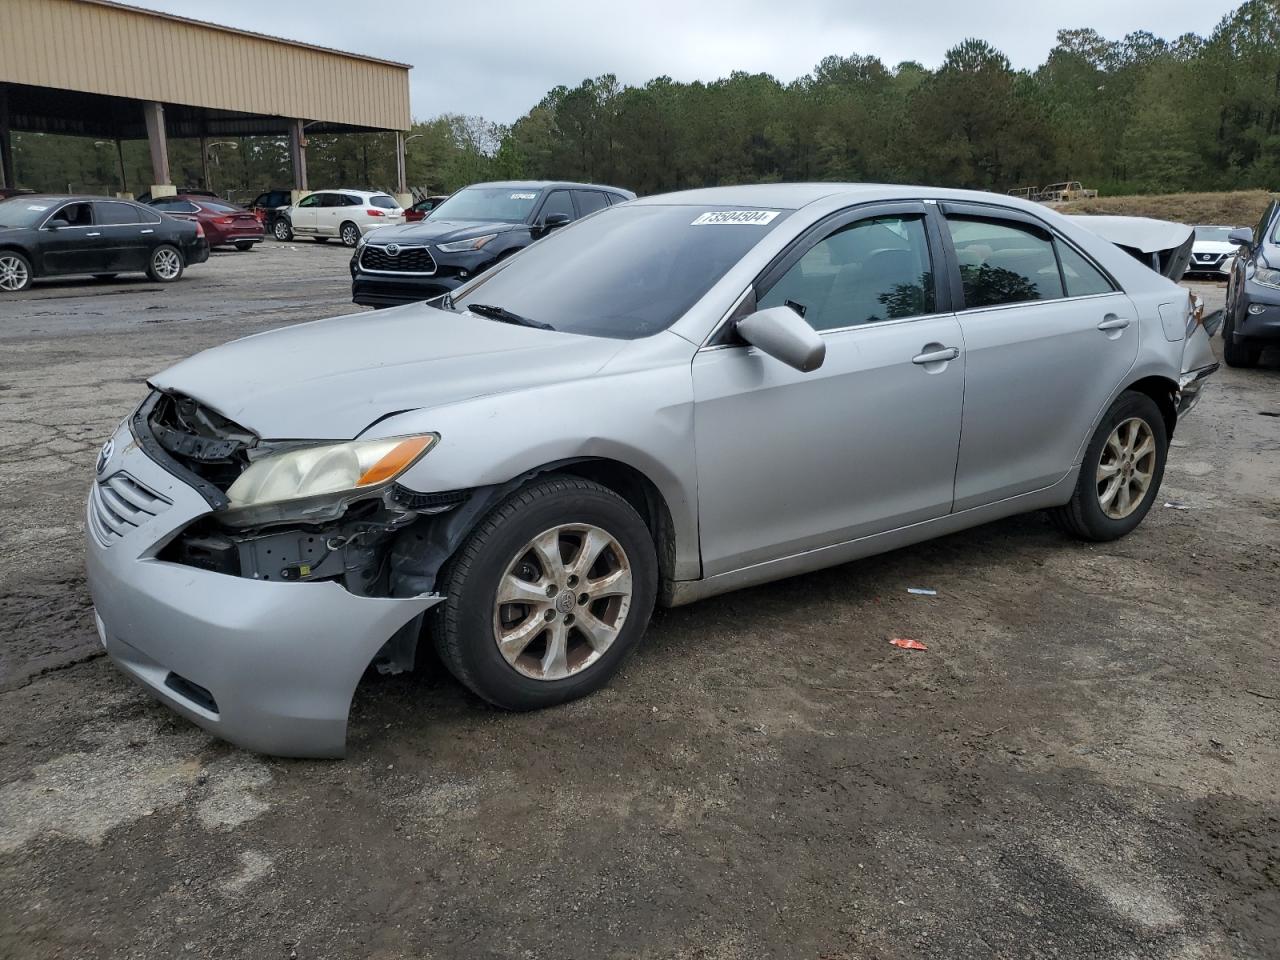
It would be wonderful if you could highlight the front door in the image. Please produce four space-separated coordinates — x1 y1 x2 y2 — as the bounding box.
938 204 1140 510
39 201 100 275
692 203 965 577
291 193 323 234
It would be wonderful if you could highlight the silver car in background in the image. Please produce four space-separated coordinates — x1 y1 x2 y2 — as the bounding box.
86 184 1218 757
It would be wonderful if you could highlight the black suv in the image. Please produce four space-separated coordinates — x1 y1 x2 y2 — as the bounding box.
1223 198 1280 368
349 181 633 307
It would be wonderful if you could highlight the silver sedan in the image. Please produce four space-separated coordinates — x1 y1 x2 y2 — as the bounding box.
86 184 1219 756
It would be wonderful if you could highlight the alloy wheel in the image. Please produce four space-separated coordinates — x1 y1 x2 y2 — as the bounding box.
274 221 290 240
342 224 359 246
1096 417 1156 520
152 248 181 280
492 524 633 681
0 254 29 291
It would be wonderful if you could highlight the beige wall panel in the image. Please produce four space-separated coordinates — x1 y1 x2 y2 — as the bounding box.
0 0 411 130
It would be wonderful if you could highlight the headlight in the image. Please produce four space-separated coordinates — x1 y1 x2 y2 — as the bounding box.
226 435 436 510
1254 267 1280 288
356 233 368 250
437 234 498 253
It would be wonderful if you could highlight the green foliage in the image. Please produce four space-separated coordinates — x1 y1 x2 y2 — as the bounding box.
8 0 1278 198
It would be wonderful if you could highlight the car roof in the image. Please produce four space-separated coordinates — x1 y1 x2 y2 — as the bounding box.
468 180 634 196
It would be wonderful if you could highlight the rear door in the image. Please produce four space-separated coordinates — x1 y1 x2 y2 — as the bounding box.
92 201 150 271
937 202 1138 509
572 190 610 218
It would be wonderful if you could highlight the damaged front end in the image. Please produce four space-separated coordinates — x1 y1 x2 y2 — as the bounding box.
133 389 474 674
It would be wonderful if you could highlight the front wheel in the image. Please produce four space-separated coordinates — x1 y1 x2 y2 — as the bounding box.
1222 310 1261 368
340 221 360 247
273 219 293 241
0 251 33 292
433 476 658 711
146 245 184 283
1050 391 1167 541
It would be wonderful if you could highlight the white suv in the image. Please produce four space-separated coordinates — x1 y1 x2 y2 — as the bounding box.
273 189 405 247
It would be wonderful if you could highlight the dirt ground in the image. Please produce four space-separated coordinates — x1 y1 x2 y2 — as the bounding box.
1057 190 1276 229
1 245 1278 959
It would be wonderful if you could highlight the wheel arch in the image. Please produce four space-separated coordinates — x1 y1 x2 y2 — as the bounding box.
1122 374 1179 440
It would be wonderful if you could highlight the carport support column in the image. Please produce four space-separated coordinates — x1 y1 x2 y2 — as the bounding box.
289 119 308 202
0 85 14 191
143 101 173 195
394 131 411 208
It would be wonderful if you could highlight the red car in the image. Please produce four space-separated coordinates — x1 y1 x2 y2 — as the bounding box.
404 195 449 222
147 195 264 251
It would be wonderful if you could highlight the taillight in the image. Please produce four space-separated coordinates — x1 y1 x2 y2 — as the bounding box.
215 216 234 225
366 208 385 217
195 222 205 238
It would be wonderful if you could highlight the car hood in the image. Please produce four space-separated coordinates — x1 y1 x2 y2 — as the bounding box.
150 305 625 439
364 219 520 245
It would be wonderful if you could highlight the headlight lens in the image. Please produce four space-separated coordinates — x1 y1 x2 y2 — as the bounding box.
437 234 498 253
356 234 368 250
226 435 436 509
1255 267 1280 288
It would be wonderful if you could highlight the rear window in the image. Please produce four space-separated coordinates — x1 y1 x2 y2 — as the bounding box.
369 195 398 209
452 204 789 339
202 200 243 214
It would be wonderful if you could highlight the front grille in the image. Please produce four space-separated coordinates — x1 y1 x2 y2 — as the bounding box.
88 472 171 546
360 244 436 275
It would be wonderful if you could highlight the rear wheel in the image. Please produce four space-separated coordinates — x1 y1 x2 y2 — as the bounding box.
0 251 32 292
1051 391 1167 541
1222 310 1261 368
433 476 658 711
234 241 255 252
146 244 184 283
340 221 360 247
273 219 293 241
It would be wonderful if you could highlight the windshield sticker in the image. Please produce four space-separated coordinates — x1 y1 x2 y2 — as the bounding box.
692 210 779 226
26 204 50 211
510 192 537 200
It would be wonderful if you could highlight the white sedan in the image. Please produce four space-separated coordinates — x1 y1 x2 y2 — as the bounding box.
273 189 404 247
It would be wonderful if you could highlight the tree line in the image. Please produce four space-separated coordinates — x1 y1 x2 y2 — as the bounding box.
9 0 1278 200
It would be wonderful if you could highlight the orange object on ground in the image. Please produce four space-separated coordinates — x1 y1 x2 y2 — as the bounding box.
889 638 928 651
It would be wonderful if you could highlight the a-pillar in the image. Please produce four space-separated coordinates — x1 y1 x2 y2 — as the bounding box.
142 101 174 197
393 131 411 209
288 119 308 203
0 85 14 191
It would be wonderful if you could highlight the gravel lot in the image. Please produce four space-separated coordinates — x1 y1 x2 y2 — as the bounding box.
1 245 1277 959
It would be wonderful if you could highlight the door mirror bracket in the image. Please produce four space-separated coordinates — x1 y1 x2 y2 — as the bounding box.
735 306 826 373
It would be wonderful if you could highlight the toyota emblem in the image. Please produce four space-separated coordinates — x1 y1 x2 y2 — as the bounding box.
96 437 114 475
386 243 400 256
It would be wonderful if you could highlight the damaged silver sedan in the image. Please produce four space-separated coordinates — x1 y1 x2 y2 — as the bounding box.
86 184 1218 757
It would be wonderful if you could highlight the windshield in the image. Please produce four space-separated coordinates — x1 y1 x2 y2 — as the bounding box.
428 187 541 223
0 198 56 229
1194 226 1234 242
452 204 790 339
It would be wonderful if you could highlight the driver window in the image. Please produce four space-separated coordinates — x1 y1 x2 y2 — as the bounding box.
759 215 936 331
298 194 322 208
51 202 93 227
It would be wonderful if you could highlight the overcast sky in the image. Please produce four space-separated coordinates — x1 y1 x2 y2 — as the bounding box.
136 0 1240 124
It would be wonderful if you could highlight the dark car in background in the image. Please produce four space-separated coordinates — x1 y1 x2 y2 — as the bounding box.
149 195 264 251
251 189 293 231
0 195 208 293
1223 199 1280 367
404 195 449 222
350 180 633 307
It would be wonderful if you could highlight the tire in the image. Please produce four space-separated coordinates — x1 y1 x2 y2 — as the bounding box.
339 221 360 247
433 476 658 711
1222 310 1261 368
1050 391 1168 542
273 219 293 242
92 273 118 281
234 242 255 252
0 250 33 292
145 245 184 283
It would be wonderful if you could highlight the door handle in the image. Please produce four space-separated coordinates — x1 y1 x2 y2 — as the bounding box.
911 346 960 365
1097 315 1130 331
86 231 101 237
140 229 154 235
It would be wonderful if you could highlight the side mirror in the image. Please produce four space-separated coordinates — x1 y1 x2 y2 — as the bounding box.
736 306 826 373
542 212 571 230
1227 227 1253 246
